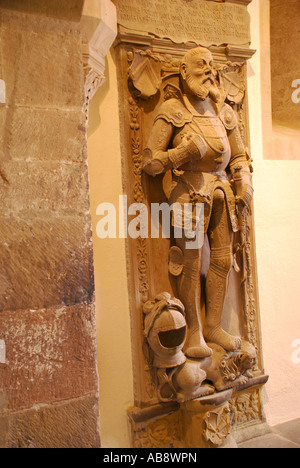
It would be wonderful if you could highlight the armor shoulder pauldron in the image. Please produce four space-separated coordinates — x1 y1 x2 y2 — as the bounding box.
219 103 238 131
154 98 193 128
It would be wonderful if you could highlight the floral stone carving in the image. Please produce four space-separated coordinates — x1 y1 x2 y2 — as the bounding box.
203 404 232 447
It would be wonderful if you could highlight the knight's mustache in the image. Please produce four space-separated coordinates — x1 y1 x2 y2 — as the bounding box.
186 74 215 87
202 76 214 84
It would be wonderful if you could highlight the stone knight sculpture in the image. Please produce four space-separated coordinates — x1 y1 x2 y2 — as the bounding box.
143 46 253 360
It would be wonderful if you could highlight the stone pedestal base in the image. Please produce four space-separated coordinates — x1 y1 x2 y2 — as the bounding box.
128 375 269 449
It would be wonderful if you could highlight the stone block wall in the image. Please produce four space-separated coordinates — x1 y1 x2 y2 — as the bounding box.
0 6 100 448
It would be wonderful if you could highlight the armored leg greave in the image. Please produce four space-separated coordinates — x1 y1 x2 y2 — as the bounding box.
204 246 241 352
175 239 212 359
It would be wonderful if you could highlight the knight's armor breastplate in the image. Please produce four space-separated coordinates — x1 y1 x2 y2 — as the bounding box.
167 101 238 233
172 114 231 175
192 115 229 155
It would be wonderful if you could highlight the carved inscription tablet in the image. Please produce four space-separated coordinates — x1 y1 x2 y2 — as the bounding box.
114 0 251 47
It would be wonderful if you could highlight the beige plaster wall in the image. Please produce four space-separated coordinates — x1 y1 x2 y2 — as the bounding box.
88 0 300 446
253 0 300 425
88 54 133 448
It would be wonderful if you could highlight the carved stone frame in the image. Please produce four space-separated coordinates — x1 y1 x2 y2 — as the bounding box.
113 0 269 448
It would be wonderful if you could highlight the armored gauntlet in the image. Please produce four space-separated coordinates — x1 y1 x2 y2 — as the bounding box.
232 164 253 209
168 133 207 170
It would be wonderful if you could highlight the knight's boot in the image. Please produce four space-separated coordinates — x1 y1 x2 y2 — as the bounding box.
185 325 212 359
204 247 241 352
176 248 212 359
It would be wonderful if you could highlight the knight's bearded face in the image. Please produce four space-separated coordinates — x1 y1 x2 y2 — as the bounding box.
182 51 219 102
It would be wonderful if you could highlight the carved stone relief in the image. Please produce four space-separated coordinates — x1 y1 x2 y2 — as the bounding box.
129 381 267 449
203 403 232 447
230 388 262 427
130 411 184 449
113 0 268 448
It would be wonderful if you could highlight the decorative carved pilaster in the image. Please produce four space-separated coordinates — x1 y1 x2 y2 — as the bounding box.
81 0 117 125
